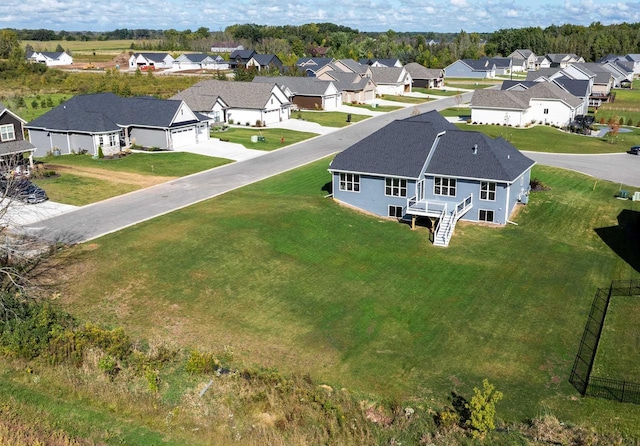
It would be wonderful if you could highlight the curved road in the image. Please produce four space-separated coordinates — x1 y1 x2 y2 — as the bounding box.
23 92 640 244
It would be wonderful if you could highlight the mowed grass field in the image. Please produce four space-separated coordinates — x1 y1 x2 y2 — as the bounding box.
54 160 640 433
458 123 640 153
214 128 319 150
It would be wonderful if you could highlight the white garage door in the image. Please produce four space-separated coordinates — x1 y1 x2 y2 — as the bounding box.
171 127 196 148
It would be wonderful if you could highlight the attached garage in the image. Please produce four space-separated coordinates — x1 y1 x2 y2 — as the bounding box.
171 127 197 147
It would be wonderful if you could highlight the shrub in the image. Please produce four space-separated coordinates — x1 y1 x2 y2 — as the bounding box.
599 117 605 124
436 409 461 432
185 349 220 375
619 117 625 126
627 117 633 126
144 367 160 392
97 355 119 378
465 379 503 439
97 146 104 158
228 119 234 124
255 119 263 127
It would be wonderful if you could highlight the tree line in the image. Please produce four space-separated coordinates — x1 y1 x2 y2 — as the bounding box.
3 21 640 69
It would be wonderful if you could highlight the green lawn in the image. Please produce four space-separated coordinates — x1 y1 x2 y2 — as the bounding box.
295 111 369 127
347 103 403 112
56 160 640 435
214 127 319 150
379 94 431 104
4 94 72 122
457 123 640 153
592 296 640 381
438 107 471 118
37 152 232 177
32 173 140 206
413 88 465 96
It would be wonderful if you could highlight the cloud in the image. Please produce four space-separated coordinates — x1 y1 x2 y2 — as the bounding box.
0 0 639 33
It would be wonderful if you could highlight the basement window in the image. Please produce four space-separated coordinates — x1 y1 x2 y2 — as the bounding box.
479 209 494 222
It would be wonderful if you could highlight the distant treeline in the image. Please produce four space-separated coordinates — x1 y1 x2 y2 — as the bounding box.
6 21 640 67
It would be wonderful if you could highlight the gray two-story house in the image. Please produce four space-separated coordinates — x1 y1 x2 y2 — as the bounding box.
328 111 535 246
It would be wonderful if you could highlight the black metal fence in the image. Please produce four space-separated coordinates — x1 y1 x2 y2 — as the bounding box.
569 279 640 404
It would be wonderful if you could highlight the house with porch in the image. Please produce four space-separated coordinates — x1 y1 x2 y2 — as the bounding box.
369 66 412 96
26 93 210 157
470 81 582 127
253 76 342 110
26 51 73 66
171 80 292 125
173 53 229 71
128 52 174 70
508 49 537 70
404 63 444 88
444 59 496 78
328 111 535 246
0 103 36 175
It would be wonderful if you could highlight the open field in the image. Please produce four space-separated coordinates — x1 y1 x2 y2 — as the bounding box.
2 93 71 121
295 110 369 127
48 160 640 438
22 39 159 53
457 122 640 154
214 127 319 150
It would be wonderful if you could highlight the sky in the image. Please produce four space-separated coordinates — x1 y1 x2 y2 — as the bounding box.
1 0 639 33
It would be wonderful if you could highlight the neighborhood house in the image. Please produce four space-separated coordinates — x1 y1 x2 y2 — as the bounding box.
26 93 211 157
329 111 535 246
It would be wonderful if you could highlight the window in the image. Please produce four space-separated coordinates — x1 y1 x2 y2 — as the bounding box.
385 178 407 197
480 181 496 201
98 135 104 147
434 177 456 196
543 108 549 114
388 205 403 218
479 209 494 222
339 173 360 192
109 134 117 147
0 124 15 142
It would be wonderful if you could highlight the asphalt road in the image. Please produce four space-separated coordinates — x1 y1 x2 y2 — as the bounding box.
23 92 474 244
524 151 640 188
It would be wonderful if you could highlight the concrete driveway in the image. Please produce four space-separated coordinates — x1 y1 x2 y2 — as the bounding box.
173 139 266 161
1 199 78 229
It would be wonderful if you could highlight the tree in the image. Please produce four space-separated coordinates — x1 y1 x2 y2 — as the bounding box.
55 43 65 53
0 29 20 59
465 379 503 438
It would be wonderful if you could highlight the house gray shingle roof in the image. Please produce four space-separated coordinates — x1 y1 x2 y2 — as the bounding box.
253 76 333 96
26 93 200 132
321 71 373 92
0 139 36 156
404 62 443 80
472 82 583 109
369 66 406 84
134 52 171 62
330 110 534 182
171 80 284 110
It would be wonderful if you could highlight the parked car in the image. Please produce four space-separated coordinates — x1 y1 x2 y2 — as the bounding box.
629 146 640 155
0 179 48 204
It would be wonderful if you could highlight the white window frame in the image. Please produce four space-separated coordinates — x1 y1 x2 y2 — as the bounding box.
434 177 456 197
339 172 360 192
109 133 117 147
385 177 407 197
388 205 403 218
479 209 494 222
0 124 15 142
480 181 496 201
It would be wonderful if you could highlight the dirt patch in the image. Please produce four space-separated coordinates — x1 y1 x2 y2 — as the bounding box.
46 164 175 188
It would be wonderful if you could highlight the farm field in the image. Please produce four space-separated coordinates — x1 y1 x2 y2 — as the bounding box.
46 159 640 441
